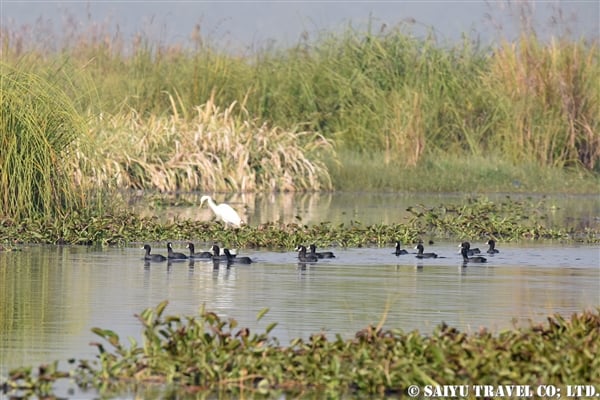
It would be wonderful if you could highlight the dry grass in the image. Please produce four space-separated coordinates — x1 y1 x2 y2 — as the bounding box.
75 93 335 192
384 90 425 167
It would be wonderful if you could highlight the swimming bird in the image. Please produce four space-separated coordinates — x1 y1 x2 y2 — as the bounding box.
223 248 253 264
309 244 336 258
142 244 167 262
460 242 487 263
167 242 188 260
296 245 319 263
186 242 213 259
457 242 482 256
200 195 243 228
468 246 481 255
210 244 231 261
486 239 500 254
415 243 438 258
393 241 408 256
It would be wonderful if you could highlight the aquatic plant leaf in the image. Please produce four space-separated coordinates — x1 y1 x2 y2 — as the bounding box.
265 322 278 335
256 307 270 321
155 300 169 318
91 327 121 348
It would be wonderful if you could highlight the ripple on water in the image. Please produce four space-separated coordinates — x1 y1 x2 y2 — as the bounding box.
0 242 598 381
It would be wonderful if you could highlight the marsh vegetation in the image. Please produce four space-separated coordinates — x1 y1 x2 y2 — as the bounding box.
3 302 599 398
0 7 598 398
1 196 598 246
1 7 599 220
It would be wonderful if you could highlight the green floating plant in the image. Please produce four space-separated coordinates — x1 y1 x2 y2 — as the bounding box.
2 195 597 246
3 303 599 398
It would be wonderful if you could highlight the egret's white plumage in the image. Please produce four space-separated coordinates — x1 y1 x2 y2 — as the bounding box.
200 195 243 228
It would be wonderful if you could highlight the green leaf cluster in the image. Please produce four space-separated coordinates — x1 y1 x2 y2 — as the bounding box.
4 304 599 398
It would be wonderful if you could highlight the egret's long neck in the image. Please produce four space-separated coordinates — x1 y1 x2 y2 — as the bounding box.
207 197 218 213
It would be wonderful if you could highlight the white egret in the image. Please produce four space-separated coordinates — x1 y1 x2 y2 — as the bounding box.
200 195 243 228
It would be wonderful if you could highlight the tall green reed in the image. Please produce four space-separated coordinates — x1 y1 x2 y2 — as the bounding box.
0 64 89 219
483 35 599 171
2 12 597 181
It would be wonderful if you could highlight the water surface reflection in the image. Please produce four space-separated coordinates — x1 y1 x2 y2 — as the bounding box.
1 242 598 381
129 191 600 230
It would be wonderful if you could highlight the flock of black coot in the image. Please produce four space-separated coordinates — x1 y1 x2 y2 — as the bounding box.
142 242 253 265
393 239 500 264
142 239 500 266
296 240 499 265
295 244 337 263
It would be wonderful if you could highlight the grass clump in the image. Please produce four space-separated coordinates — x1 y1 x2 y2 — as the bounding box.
3 302 599 398
483 35 600 171
0 64 89 220
78 94 334 192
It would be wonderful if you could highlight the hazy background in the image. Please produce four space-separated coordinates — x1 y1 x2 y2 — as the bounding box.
1 1 598 52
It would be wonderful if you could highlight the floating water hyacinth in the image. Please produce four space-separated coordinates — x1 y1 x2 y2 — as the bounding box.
0 196 598 246
3 303 599 398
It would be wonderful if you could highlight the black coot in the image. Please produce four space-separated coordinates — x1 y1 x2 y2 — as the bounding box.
186 242 212 259
142 244 167 262
415 243 437 258
223 248 253 264
296 245 319 263
460 242 487 263
309 244 335 258
458 242 481 256
210 245 230 261
167 242 188 260
393 241 408 256
486 239 500 254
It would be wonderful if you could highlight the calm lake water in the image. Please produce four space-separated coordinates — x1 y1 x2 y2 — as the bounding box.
1 192 599 398
131 191 600 229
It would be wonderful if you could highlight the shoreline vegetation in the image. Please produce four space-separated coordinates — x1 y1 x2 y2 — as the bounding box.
2 303 599 398
1 10 599 220
0 196 598 246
